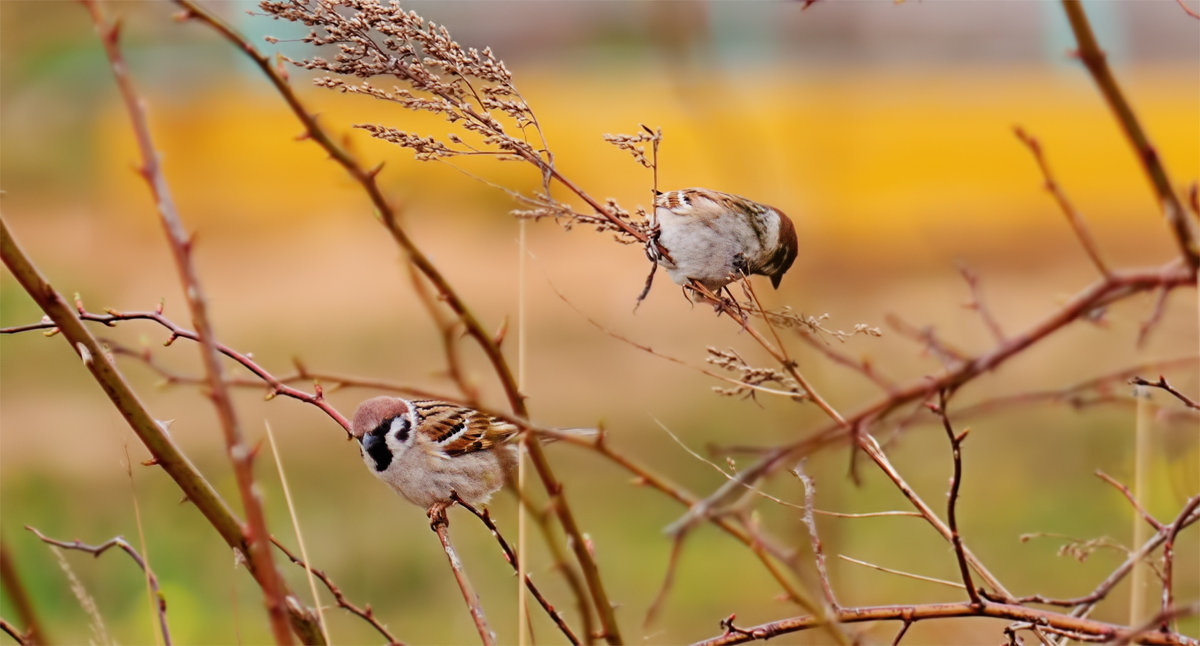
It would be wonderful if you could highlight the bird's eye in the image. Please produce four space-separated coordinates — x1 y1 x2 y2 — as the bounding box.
387 415 410 443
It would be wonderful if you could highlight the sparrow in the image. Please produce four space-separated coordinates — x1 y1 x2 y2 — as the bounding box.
350 396 590 510
649 188 798 295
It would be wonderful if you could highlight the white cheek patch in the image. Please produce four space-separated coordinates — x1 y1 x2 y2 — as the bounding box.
389 416 411 444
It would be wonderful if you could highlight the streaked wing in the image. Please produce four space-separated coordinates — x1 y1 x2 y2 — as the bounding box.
414 400 519 457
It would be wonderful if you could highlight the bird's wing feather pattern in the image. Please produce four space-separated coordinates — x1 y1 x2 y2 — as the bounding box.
414 400 520 457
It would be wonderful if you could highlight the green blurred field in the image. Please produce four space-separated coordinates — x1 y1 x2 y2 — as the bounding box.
2 1 1198 644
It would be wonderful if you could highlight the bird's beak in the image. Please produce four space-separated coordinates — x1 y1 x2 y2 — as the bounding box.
359 433 378 453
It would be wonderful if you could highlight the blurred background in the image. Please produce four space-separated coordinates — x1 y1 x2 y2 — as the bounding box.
2 1 1197 644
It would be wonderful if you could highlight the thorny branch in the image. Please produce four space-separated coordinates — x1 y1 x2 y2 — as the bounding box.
428 506 495 646
79 2 292 641
451 494 581 646
270 538 399 644
0 219 325 644
25 527 171 646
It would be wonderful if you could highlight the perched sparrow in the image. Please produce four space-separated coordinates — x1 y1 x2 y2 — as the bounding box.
351 396 588 509
650 188 798 295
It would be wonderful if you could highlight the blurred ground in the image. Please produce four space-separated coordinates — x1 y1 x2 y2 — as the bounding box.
1 1 1198 644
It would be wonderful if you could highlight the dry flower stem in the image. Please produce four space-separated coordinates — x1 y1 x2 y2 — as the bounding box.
270 538 398 643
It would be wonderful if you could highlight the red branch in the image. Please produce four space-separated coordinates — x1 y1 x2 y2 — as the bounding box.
79 2 291 641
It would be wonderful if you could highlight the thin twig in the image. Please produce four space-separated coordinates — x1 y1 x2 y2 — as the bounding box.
931 392 981 606
958 263 1007 343
857 434 1010 600
1013 126 1111 277
920 356 1200 427
981 496 1200 613
1137 286 1173 348
815 509 923 519
1096 470 1165 531
429 507 495 646
793 465 840 610
79 3 290 639
836 555 965 590
1115 602 1200 646
122 446 168 646
885 313 968 364
451 495 581 646
1159 496 1200 633
270 538 399 644
680 262 1194 543
0 219 323 644
643 534 686 630
1130 376 1200 410
26 527 170 645
2 309 351 433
